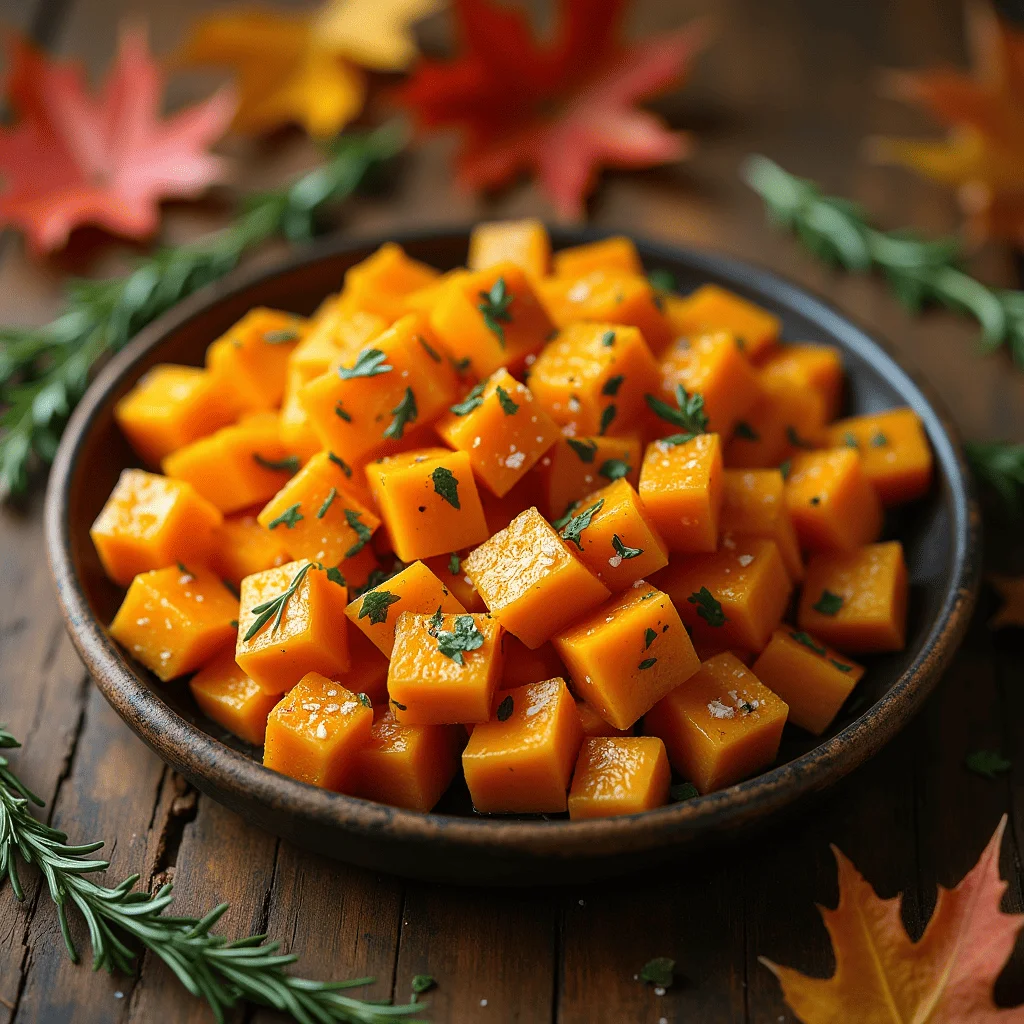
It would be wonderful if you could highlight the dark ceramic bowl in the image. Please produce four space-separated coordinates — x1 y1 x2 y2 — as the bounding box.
45 228 981 884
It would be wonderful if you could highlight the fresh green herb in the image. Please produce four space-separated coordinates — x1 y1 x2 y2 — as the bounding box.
267 503 303 530
334 401 352 422
843 432 858 448
338 347 393 380
602 375 624 397
638 657 657 670
647 269 676 293
551 501 580 531
317 487 337 519
418 335 442 362
357 692 372 708
383 387 417 440
431 466 460 509
451 355 472 375
342 509 373 558
176 561 193 578
734 421 759 441
965 750 1012 779
411 974 435 1000
870 431 888 447
598 404 617 436
644 627 657 650
779 459 792 480
688 587 726 628
427 606 444 634
328 452 353 477
812 590 844 615
359 589 401 626
436 615 485 665
390 699 408 712
243 563 313 641
448 552 461 575
601 329 616 347
477 276 513 347
829 658 853 673
966 442 1024 515
611 534 643 560
640 957 675 988
644 385 708 442
567 438 598 463
810 495 821 506
496 385 519 415
262 328 299 344
789 630 827 656
599 458 630 481
449 382 486 416
354 561 405 598
325 566 345 587
735 336 746 352
559 499 605 550
786 425 814 449
671 782 699 802
253 453 300 475
496 695 514 722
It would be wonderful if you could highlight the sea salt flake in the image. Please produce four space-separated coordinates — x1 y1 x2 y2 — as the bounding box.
737 554 754 567
608 554 623 568
707 699 735 719
315 721 328 740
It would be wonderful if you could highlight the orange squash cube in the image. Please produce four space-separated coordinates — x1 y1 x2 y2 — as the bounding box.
501 636 567 689
568 478 669 591
825 408 933 505
567 736 671 819
798 541 909 653
430 262 555 377
536 434 642 520
366 447 489 562
527 322 660 437
576 700 632 738
638 433 724 554
189 649 278 745
263 673 372 791
207 511 291 588
278 380 325 464
553 582 700 730
340 243 440 322
114 364 240 466
299 313 458 465
434 368 560 497
468 219 551 279
345 559 466 658
339 626 391 706
719 469 803 582
90 469 223 587
644 653 789 793
463 507 610 649
257 451 381 571
666 284 780 361
205 308 306 413
109 564 238 682
388 611 504 724
552 236 643 279
352 709 462 811
479 472 543 535
461 678 583 813
752 629 864 734
236 560 351 695
760 344 844 421
784 448 883 553
423 551 485 612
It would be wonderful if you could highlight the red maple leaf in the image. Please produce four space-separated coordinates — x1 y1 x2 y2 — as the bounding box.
397 0 709 218
0 27 236 255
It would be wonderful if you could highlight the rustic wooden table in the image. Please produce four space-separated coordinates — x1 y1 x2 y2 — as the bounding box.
3 0 1024 1020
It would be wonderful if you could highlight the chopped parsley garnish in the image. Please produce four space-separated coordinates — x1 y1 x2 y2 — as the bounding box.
262 328 299 344
559 499 604 550
357 692 372 708
354 560 405 598
638 657 657 670
965 750 1011 779
598 404 617 436
317 487 337 519
436 614 486 665
644 385 708 441
334 401 352 422
359 589 402 626
734 421 759 441
812 589 844 616
551 501 580 530
328 452 353 477
176 561 193 578
325 566 346 587
451 355 472 375
496 695 514 721
418 335 442 362
779 459 792 480
477 276 513 347
599 458 630 481
338 347 392 379
790 630 827 656
391 699 408 712
427 606 444 635
644 627 657 650
496 385 519 415
383 387 417 440
688 587 726 627
830 658 853 673
253 453 299 475
431 466 460 509
612 534 643 559
786 425 814 449
870 431 889 447
640 957 675 988
670 782 698 802
267 503 303 530
448 552 461 575
843 432 858 448
229 619 238 629
567 438 598 463
647 269 676 292
450 382 486 416
601 329 616 347
602 375 624 397
343 509 373 557
243 562 312 641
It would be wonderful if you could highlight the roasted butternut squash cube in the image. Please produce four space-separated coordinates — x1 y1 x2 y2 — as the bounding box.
463 507 610 649
462 678 583 813
825 408 933 505
388 611 504 725
569 478 669 590
666 284 780 361
655 537 793 653
90 469 223 587
719 469 803 582
345 559 467 658
208 512 291 588
162 413 302 514
109 565 238 682
468 219 551 279
537 434 642 520
423 551 485 612
300 313 458 465
257 451 381 572
751 629 864 734
540 271 673 355
760 344 844 421
236 560 351 695
263 673 372 790
339 626 391 706
366 447 489 562
352 709 462 811
552 236 643 279
576 700 633 738
638 433 724 554
278 379 325 464
340 243 440 322
205 308 306 413
435 368 560 497
784 448 883 553
567 736 671 819
528 322 660 437
114 364 240 466
430 262 555 377
644 653 789 793
479 472 543 535
501 636 567 689
798 541 909 653
189 649 278 745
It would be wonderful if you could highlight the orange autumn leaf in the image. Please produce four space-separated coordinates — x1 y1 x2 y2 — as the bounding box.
869 2 1024 245
397 0 709 219
761 815 1024 1023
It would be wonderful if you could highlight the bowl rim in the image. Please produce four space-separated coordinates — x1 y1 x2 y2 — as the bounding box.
45 226 982 861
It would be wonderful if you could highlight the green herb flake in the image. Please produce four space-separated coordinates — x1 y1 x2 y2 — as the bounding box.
810 495 821 506
647 269 676 293
829 658 853 673
253 453 300 475
337 347 393 380
779 459 792 480
450 382 486 416
243 562 313 641
786 425 814 449
325 566 346 587
734 421 759 441
496 385 519 415
644 627 657 650
451 355 473 375
343 508 373 557
359 589 402 626
477 276 513 347
448 552 461 575
789 630 828 656
601 329 616 347
688 587 727 627
328 452 353 477
843 431 858 449
411 974 436 1000
431 466 461 509
496 695 514 721
334 401 352 422
640 957 675 988
176 561 193 578
551 501 580 531
870 431 889 447
644 385 708 441
599 458 630 481
222 578 239 598
638 657 657 670
436 614 486 665
567 438 598 463
965 750 1012 779
611 534 643 560
229 619 239 629
559 499 605 550
267 503 303 530
357 691 372 708
383 386 417 440
262 328 299 344
427 606 444 635
602 375 624 397
598 404 617 436
671 782 698 802
812 589 844 616
317 487 337 519
391 698 408 712
418 335 442 363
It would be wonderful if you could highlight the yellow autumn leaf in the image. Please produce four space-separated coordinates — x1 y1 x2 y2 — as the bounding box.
314 0 444 72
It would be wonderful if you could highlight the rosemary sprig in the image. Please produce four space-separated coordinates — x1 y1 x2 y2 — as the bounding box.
0 123 406 499
743 155 1024 361
243 562 312 641
0 726 423 1024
